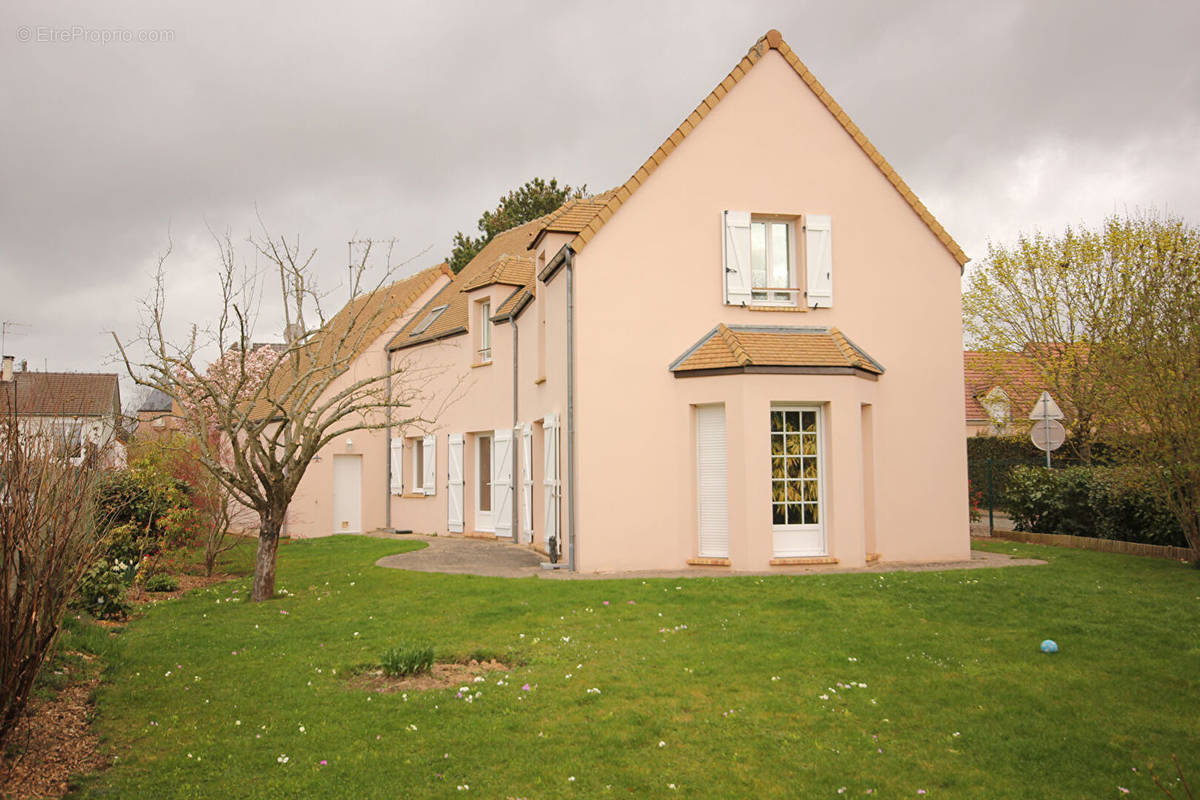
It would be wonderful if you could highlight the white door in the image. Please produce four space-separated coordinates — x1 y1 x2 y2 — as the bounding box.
493 428 514 538
520 423 534 543
475 432 494 532
771 406 826 556
542 414 560 556
332 454 362 534
696 404 729 558
447 434 464 533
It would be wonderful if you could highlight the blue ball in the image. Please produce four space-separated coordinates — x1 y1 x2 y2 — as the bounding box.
1040 639 1058 654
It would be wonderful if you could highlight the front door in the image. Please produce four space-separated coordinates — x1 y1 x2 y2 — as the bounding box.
332 454 363 534
475 433 494 532
771 406 826 556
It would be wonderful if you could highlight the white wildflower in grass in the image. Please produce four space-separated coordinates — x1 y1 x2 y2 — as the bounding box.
658 741 666 748
473 676 485 683
277 754 289 764
819 694 829 700
668 783 677 790
586 687 601 695
407 724 418 731
299 725 306 733
568 776 575 782
770 676 780 682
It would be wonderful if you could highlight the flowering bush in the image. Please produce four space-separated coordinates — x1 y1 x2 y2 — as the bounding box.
73 560 132 619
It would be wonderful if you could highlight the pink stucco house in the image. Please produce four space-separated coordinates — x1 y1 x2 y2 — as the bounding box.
286 29 971 572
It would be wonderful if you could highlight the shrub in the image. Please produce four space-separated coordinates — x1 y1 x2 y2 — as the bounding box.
144 573 180 593
1005 465 1188 547
73 561 132 620
380 643 435 677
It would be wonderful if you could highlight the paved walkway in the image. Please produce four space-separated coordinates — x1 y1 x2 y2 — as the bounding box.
372 533 1045 579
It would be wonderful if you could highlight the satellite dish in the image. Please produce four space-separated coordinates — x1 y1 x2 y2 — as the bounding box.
1030 419 1066 452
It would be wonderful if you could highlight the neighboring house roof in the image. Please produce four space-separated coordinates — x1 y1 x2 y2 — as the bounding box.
535 30 967 269
250 263 451 420
139 388 173 413
0 371 120 417
963 351 1044 421
390 220 548 349
671 325 884 378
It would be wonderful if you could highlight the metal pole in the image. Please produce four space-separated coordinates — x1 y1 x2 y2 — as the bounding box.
987 457 994 536
1044 398 1051 468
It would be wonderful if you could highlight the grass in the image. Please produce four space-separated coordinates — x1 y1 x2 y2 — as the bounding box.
70 536 1198 798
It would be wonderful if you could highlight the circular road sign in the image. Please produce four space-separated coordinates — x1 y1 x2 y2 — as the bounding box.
1030 418 1066 452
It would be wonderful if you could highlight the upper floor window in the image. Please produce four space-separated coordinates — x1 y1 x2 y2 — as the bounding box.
750 218 795 305
476 299 492 364
411 304 448 336
724 211 832 309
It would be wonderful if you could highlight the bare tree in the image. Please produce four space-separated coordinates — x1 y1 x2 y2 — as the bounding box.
116 226 443 601
0 406 110 752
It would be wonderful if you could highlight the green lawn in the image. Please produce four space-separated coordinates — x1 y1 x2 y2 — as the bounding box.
71 537 1198 798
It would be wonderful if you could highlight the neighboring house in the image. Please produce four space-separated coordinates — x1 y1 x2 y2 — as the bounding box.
135 388 182 439
283 264 455 537
285 29 971 572
963 351 1052 437
0 355 125 468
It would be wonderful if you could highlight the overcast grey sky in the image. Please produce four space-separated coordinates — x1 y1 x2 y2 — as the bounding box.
2 0 1198 406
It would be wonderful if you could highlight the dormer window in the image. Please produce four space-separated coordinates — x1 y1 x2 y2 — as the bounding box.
411 304 448 336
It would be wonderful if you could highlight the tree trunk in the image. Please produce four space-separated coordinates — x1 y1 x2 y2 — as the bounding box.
251 512 283 602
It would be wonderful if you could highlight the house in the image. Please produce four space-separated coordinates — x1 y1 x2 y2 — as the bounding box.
0 355 125 468
964 351 1055 437
135 388 182 439
282 264 454 537
286 29 971 571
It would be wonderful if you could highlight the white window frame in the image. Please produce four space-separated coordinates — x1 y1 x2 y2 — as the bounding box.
410 436 425 493
750 216 799 306
477 299 492 364
475 432 494 532
770 404 827 557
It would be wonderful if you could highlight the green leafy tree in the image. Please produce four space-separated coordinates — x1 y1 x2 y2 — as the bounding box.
447 177 587 273
963 217 1132 459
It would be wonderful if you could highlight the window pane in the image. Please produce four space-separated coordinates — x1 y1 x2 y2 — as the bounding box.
770 410 784 433
786 412 800 432
802 433 817 456
786 457 801 479
806 503 820 525
771 458 786 480
751 222 766 288
772 480 786 503
773 504 787 525
787 503 804 525
802 479 817 502
771 434 785 457
479 436 491 511
415 441 424 488
786 481 802 502
770 222 789 288
802 411 816 433
803 457 818 479
785 434 801 456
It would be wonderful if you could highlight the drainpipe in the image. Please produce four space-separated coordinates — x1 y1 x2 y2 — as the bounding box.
384 347 394 532
565 248 577 572
510 313 520 542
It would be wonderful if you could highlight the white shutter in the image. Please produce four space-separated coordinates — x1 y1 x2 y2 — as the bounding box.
389 437 403 495
723 211 753 305
493 428 514 538
447 434 464 532
695 404 729 558
422 434 436 496
520 423 534 543
542 414 560 552
805 214 833 308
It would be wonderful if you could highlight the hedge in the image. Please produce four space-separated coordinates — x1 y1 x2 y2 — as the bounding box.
1005 464 1188 548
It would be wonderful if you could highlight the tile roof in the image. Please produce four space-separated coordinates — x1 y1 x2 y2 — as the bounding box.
251 263 450 420
670 324 883 376
557 29 968 268
528 191 618 250
459 254 535 292
391 218 548 349
0 372 120 417
963 351 1045 420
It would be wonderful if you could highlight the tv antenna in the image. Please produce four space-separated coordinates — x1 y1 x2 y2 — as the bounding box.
1 321 31 355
